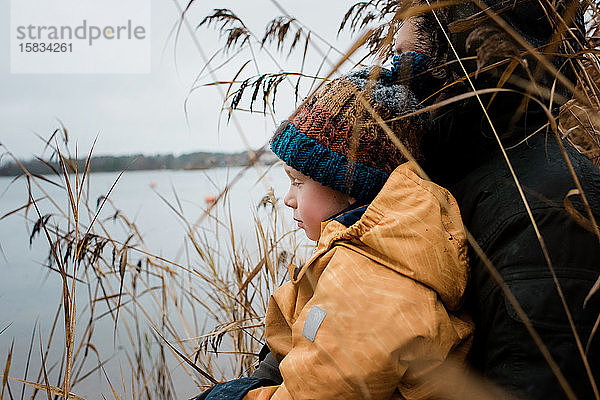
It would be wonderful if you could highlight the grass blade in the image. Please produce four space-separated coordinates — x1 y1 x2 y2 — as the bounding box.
1 339 14 400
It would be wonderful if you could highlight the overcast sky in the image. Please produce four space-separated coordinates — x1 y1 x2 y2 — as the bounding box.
1 0 366 159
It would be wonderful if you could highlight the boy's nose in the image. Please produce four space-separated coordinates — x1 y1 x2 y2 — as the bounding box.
283 190 296 208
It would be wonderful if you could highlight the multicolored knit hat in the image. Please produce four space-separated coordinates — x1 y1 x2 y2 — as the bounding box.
270 52 430 202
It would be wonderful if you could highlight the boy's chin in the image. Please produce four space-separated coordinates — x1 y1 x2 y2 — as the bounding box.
304 229 320 241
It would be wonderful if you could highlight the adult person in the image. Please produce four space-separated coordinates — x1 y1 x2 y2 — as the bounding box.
394 1 600 398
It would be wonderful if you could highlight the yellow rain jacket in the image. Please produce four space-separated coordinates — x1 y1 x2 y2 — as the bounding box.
246 162 473 400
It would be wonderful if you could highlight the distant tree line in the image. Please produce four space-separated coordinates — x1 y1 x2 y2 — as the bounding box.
0 150 278 176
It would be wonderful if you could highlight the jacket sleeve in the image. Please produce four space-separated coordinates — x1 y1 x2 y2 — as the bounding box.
244 246 471 400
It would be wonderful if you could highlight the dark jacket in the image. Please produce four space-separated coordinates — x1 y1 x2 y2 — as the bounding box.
450 133 600 399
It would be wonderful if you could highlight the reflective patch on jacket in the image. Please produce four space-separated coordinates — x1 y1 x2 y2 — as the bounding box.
302 306 326 342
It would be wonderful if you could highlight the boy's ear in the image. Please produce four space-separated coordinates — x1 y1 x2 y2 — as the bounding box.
349 197 357 205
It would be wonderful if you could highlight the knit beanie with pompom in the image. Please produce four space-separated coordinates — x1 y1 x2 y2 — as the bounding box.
270 52 431 203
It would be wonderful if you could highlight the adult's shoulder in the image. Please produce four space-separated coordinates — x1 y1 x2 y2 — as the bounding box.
450 134 600 238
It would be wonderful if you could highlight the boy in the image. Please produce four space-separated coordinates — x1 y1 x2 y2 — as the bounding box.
197 59 473 400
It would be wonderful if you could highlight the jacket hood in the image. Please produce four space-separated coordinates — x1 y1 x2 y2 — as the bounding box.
295 162 469 311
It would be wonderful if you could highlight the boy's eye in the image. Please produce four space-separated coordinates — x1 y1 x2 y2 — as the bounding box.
291 180 302 187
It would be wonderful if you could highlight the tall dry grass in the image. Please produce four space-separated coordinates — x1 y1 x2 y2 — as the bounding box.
0 129 306 399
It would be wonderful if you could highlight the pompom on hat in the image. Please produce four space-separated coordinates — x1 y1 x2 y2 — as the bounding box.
270 52 431 203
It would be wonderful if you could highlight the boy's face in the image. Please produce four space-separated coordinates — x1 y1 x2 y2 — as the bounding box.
283 164 355 241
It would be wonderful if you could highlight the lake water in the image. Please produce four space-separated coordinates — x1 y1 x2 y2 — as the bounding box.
0 165 310 399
